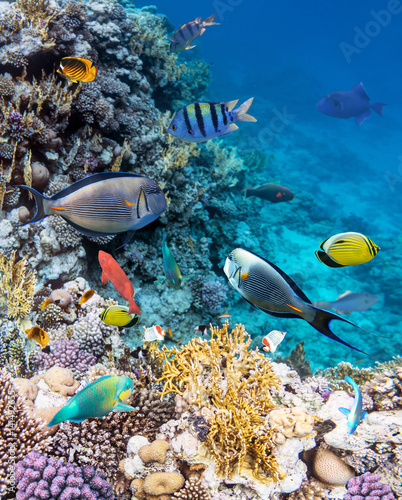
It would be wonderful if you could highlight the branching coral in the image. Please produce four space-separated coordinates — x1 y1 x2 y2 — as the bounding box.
320 362 375 392
0 249 36 320
157 323 282 481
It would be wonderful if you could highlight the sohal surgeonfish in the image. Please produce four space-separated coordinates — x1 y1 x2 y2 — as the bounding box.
317 82 385 125
57 57 98 83
313 291 379 315
168 99 256 143
243 183 294 203
99 305 140 328
154 235 194 289
223 248 375 357
169 14 220 53
98 251 140 315
17 172 167 247
315 232 380 268
47 375 135 426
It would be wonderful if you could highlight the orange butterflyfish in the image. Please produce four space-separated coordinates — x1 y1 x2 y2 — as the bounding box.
78 289 96 306
57 57 98 83
98 251 141 315
26 326 50 348
262 330 286 353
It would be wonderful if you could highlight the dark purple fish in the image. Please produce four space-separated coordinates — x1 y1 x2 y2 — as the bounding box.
317 82 385 125
243 183 294 203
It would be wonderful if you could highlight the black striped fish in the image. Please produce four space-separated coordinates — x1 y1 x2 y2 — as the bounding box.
223 248 375 357
169 14 220 53
17 172 167 247
57 57 97 83
99 305 140 328
315 232 380 268
168 98 256 143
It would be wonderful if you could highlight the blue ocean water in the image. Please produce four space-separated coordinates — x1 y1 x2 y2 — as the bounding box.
139 0 402 369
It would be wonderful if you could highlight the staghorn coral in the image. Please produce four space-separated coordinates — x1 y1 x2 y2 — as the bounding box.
344 472 395 500
156 323 282 481
0 249 36 320
15 450 115 500
0 369 54 495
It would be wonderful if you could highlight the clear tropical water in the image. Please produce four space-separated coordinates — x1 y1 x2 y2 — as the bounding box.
139 0 402 369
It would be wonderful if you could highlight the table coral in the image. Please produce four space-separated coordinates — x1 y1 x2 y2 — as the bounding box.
344 472 395 500
156 322 282 481
15 450 115 500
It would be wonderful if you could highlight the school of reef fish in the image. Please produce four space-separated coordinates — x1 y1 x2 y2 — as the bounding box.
0 0 401 499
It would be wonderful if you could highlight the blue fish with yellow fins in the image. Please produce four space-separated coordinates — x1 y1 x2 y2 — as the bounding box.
339 375 368 434
99 305 140 328
315 232 380 268
47 375 135 427
17 172 167 247
167 98 256 143
154 235 194 289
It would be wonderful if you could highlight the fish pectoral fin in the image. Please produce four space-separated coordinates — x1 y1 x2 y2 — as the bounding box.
154 278 166 285
181 275 195 282
113 402 136 412
101 271 109 285
361 411 368 420
220 123 239 136
338 407 351 416
115 230 136 250
184 44 196 50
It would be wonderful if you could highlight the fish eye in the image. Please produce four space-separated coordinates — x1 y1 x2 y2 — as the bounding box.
171 125 177 131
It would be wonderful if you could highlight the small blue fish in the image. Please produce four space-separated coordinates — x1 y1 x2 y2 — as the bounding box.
317 82 385 125
47 375 135 426
338 375 368 434
154 235 194 289
167 99 256 143
17 172 167 247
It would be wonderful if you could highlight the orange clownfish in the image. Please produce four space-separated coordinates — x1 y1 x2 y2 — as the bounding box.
57 57 98 83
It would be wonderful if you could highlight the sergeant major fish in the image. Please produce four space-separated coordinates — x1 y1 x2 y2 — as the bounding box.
47 375 135 426
17 172 167 247
338 375 368 434
169 14 220 52
168 98 256 143
223 248 375 357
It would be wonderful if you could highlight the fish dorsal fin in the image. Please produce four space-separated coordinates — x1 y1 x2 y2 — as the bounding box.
224 99 238 111
351 82 369 101
244 248 312 304
337 290 352 300
50 172 145 201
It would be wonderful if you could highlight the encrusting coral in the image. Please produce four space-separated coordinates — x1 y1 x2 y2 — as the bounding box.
344 471 395 500
156 322 282 481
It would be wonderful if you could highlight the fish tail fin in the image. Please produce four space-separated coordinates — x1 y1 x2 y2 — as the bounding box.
315 250 345 268
203 14 220 26
128 299 141 316
16 185 49 224
234 98 257 123
47 407 70 427
371 102 386 116
308 304 377 359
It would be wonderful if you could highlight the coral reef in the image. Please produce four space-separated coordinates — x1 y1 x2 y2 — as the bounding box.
344 472 395 500
36 339 97 374
15 450 115 500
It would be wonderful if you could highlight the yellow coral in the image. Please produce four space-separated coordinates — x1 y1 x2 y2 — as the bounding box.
157 322 282 481
0 250 36 320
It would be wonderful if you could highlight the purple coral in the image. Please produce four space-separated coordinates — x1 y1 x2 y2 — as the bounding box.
15 451 114 500
7 111 25 141
36 339 96 372
201 280 228 313
80 152 99 172
344 472 395 500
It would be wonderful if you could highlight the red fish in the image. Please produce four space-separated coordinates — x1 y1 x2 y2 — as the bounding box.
98 251 141 315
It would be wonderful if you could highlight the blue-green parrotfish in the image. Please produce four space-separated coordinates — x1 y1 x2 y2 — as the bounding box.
154 235 194 289
338 376 368 434
47 375 135 427
169 14 220 53
167 99 256 143
17 172 167 247
223 248 375 357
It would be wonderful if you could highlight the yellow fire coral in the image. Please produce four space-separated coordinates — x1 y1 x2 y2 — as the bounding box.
157 322 282 481
0 250 36 320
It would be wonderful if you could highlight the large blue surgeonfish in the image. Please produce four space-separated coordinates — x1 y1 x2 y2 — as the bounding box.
223 248 376 358
17 172 167 246
47 375 135 427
